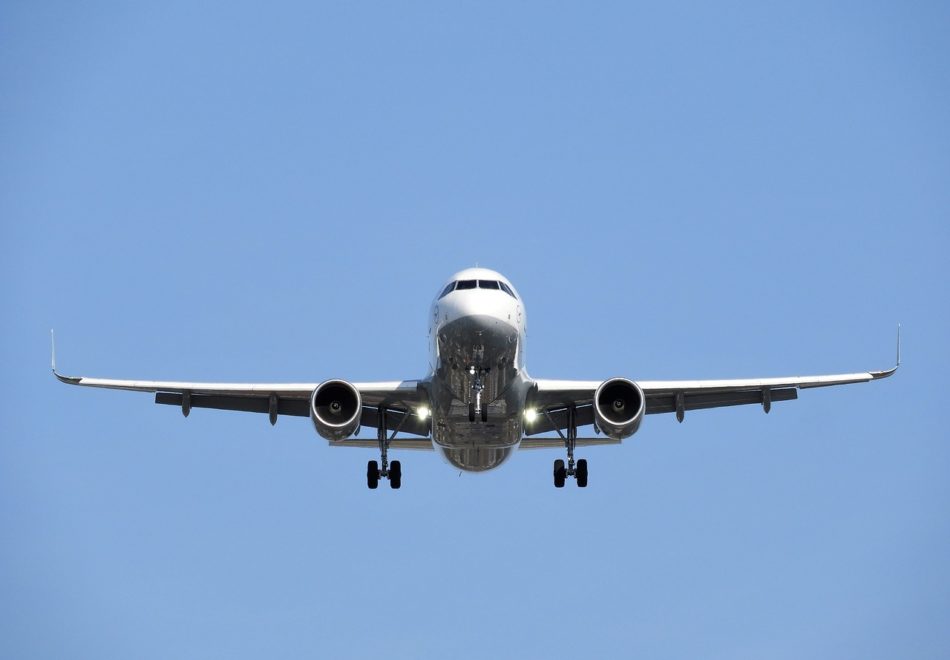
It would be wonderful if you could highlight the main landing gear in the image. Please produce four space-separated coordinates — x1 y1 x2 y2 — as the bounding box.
367 405 402 490
553 458 587 488
467 366 489 423
548 404 588 488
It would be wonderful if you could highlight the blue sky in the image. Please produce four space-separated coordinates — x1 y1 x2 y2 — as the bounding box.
2 1 948 658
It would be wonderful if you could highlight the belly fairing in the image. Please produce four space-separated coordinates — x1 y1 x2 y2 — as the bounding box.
428 372 532 472
437 445 515 472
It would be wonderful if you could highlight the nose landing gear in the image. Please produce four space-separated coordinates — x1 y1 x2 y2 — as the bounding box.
468 366 490 423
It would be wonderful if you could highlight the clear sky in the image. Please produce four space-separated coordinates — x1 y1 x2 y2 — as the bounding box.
2 2 948 658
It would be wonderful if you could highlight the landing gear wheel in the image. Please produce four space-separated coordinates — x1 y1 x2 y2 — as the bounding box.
367 460 379 489
389 460 402 489
468 401 476 422
480 404 488 423
553 459 566 488
576 459 588 488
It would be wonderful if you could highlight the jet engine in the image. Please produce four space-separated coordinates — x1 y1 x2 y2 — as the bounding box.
593 377 645 439
310 379 362 441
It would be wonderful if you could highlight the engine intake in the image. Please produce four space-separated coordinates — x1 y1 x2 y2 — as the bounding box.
594 377 645 439
310 380 362 441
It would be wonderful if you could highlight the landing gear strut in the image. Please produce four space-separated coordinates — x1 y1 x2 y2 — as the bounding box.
367 404 402 490
468 366 489 423
546 404 588 488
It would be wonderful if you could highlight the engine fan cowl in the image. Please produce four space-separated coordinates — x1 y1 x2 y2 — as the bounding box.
310 379 362 441
593 377 645 439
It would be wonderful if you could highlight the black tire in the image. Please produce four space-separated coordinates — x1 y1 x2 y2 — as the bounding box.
576 459 588 488
367 460 379 489
480 403 488 423
553 459 566 488
390 460 402 489
468 401 476 422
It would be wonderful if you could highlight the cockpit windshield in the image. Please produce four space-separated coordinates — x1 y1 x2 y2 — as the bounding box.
438 279 517 300
438 282 455 299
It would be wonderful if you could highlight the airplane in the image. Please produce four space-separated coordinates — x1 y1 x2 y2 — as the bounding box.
53 267 900 489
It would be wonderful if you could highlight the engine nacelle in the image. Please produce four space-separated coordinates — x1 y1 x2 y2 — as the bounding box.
310 379 362 441
594 377 645 439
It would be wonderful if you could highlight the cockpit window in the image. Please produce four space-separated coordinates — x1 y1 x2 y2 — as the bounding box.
444 278 517 298
438 282 456 299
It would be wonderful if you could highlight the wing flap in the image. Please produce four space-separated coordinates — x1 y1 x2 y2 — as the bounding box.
644 386 798 414
525 386 799 433
519 437 621 449
151 391 431 435
327 438 434 450
155 392 311 416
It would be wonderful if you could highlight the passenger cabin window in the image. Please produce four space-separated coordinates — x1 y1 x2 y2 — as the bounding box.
455 280 477 290
438 282 455 299
478 280 500 290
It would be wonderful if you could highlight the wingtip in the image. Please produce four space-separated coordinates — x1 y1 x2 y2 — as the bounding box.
871 325 901 380
870 365 898 380
50 330 81 384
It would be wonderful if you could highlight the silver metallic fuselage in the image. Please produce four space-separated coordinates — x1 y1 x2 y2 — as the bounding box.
426 269 530 471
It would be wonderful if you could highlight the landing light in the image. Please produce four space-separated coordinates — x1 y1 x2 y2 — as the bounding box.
524 409 538 423
417 406 430 420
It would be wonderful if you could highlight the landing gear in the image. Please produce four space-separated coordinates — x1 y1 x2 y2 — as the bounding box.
390 460 402 489
547 404 588 488
575 458 588 488
367 405 404 489
469 366 490 423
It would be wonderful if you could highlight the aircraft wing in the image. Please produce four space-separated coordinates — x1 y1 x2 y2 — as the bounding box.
52 337 430 437
525 332 899 434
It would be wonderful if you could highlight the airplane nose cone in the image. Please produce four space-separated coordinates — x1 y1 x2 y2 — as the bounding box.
436 289 519 326
437 293 478 321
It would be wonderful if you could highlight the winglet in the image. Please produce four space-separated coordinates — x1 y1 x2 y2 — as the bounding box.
870 324 901 380
896 323 901 367
50 330 81 384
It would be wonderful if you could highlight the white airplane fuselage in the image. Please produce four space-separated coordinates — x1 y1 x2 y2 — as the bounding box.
426 268 531 471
